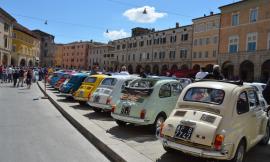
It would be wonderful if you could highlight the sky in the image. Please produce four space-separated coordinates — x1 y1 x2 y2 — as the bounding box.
0 0 237 44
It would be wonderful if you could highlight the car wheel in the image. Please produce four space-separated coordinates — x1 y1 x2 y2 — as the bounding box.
92 107 101 113
163 145 175 153
79 101 86 105
230 141 246 162
116 120 127 127
151 114 166 133
260 124 270 145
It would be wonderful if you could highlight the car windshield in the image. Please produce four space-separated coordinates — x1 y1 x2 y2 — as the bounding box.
184 87 225 105
84 77 97 83
101 78 117 86
250 85 259 92
129 79 157 88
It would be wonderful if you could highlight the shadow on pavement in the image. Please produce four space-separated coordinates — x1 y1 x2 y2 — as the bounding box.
57 98 76 103
84 111 114 121
245 144 270 162
70 104 91 110
156 151 211 162
106 125 157 143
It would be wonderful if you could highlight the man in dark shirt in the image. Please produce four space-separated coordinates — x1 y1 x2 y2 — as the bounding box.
17 68 24 87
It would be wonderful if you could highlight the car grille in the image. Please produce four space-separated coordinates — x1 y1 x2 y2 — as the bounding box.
164 135 212 150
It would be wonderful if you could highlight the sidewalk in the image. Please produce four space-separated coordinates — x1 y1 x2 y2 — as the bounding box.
37 81 153 162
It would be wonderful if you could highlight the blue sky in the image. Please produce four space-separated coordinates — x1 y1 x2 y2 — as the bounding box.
0 0 236 43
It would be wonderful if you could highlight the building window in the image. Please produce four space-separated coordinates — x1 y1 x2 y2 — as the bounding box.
122 55 124 61
4 35 8 48
206 38 210 45
193 52 197 58
198 52 202 58
180 49 187 58
4 23 9 32
232 13 239 26
199 38 202 45
194 39 197 46
247 32 257 52
213 36 218 44
139 41 144 47
228 36 239 53
133 54 135 61
147 53 150 60
250 8 258 23
128 55 130 61
181 34 188 41
139 53 142 61
117 45 120 50
12 45 16 52
154 52 157 59
213 50 217 57
205 51 208 58
169 51 175 59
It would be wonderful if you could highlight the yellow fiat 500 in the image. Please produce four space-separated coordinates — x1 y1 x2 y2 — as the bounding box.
73 74 107 105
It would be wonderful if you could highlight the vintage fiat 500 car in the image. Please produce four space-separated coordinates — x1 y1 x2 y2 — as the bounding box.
59 73 88 97
73 74 107 105
157 80 270 162
87 74 139 112
111 78 183 131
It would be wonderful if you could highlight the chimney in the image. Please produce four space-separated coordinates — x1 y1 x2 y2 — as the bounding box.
176 22 180 28
210 11 214 15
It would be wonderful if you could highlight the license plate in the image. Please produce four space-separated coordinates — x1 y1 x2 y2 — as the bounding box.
79 91 84 97
121 105 131 115
174 125 194 140
94 95 100 103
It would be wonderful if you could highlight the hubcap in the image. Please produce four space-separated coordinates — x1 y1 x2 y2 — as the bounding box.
236 145 244 162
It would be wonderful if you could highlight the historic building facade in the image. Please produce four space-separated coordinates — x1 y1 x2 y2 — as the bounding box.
192 12 220 72
32 30 55 67
0 8 16 66
88 44 114 71
11 23 40 67
53 44 63 67
111 24 193 75
218 0 270 82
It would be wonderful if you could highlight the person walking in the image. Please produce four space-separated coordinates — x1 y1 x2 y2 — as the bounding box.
13 69 19 87
26 69 32 89
204 65 224 80
17 68 24 87
7 66 13 83
263 78 270 105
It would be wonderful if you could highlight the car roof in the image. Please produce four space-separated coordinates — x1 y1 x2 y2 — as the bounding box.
88 74 107 78
72 73 88 77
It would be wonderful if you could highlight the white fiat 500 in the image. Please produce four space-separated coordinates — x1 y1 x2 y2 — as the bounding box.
157 80 269 162
87 74 139 112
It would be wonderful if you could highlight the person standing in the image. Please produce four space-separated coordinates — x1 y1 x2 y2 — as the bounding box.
13 69 19 87
17 68 24 87
0 65 3 84
195 67 209 80
26 69 32 89
119 66 129 75
204 65 224 80
7 66 13 83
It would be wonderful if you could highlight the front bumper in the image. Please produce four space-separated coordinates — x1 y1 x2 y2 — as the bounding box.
160 137 230 160
60 93 73 97
73 96 88 101
111 113 150 125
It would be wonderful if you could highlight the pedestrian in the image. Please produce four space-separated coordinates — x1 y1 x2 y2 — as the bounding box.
195 67 209 80
2 66 8 83
13 69 19 87
119 66 129 75
263 78 270 105
0 65 3 84
26 69 32 89
7 66 13 83
204 65 224 80
17 68 24 87
139 67 147 78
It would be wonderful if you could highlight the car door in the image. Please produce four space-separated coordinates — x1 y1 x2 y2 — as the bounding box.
236 91 257 146
247 89 265 142
158 83 174 117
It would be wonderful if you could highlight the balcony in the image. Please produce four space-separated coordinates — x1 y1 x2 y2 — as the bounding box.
219 50 270 62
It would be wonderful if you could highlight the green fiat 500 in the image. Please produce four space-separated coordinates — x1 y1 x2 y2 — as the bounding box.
111 78 183 131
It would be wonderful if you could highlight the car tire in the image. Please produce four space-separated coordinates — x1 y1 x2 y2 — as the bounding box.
92 107 101 113
79 101 86 105
151 114 166 133
116 120 127 127
163 145 175 153
260 123 270 145
230 140 246 162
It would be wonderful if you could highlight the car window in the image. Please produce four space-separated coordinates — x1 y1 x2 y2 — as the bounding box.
130 79 156 88
250 85 259 92
247 90 259 108
101 78 117 86
261 85 266 90
171 83 182 96
121 79 133 90
159 84 171 98
237 92 249 115
84 77 97 83
184 88 225 105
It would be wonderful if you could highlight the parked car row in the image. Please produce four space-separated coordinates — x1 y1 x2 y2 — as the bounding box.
46 71 269 162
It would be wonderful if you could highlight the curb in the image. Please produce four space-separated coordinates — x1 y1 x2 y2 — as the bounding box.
37 82 126 162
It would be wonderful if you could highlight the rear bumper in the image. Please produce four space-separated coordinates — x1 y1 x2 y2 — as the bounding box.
111 113 150 125
74 96 88 101
88 102 111 110
159 137 230 160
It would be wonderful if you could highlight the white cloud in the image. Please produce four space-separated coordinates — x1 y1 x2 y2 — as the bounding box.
103 29 129 40
123 6 167 23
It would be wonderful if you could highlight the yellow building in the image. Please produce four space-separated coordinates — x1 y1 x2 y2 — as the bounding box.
53 44 63 67
11 23 40 66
